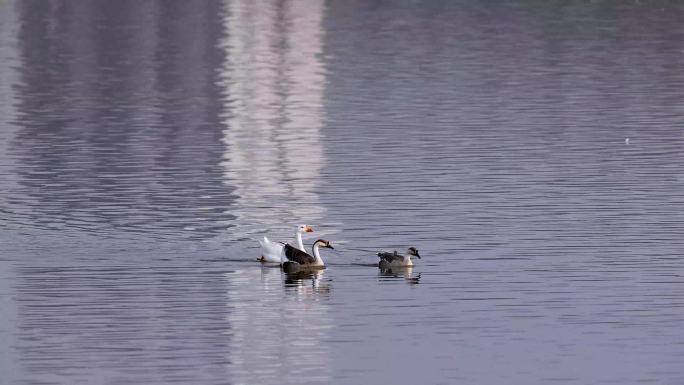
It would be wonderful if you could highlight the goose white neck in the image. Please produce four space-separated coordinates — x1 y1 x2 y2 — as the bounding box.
294 231 305 251
312 243 324 265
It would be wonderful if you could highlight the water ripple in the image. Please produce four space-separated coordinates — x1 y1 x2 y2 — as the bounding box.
1 1 684 384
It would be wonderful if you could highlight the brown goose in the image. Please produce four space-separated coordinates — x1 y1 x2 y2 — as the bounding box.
282 239 334 271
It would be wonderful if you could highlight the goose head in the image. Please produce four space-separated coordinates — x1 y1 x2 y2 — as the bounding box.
297 224 314 233
314 239 334 250
407 247 421 259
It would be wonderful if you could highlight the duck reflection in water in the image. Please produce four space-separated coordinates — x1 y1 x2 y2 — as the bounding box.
283 269 331 297
378 266 421 285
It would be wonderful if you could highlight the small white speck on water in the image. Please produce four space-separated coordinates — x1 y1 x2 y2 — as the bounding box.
625 138 630 144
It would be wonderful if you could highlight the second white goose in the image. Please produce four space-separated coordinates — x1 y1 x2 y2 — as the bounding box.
257 224 313 263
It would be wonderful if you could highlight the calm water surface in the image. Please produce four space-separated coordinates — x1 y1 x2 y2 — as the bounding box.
2 1 684 384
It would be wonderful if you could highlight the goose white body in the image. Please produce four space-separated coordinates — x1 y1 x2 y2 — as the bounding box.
258 236 286 263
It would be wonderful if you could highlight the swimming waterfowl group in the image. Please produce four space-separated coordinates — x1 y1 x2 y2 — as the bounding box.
258 224 421 271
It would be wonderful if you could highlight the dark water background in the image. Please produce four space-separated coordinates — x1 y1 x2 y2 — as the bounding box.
2 1 684 384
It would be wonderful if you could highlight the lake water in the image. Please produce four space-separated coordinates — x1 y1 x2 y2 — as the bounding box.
2 1 684 384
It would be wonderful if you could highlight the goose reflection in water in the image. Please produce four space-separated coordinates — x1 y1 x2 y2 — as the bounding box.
283 269 331 298
378 266 421 285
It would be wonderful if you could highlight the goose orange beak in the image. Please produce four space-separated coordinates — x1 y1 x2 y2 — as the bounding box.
304 225 314 233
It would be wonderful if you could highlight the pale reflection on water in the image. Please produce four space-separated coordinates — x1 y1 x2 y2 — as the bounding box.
224 268 332 385
219 0 330 246
1 1 684 385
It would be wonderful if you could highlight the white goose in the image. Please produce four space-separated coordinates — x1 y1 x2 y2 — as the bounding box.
282 239 334 271
377 247 421 268
258 224 314 263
